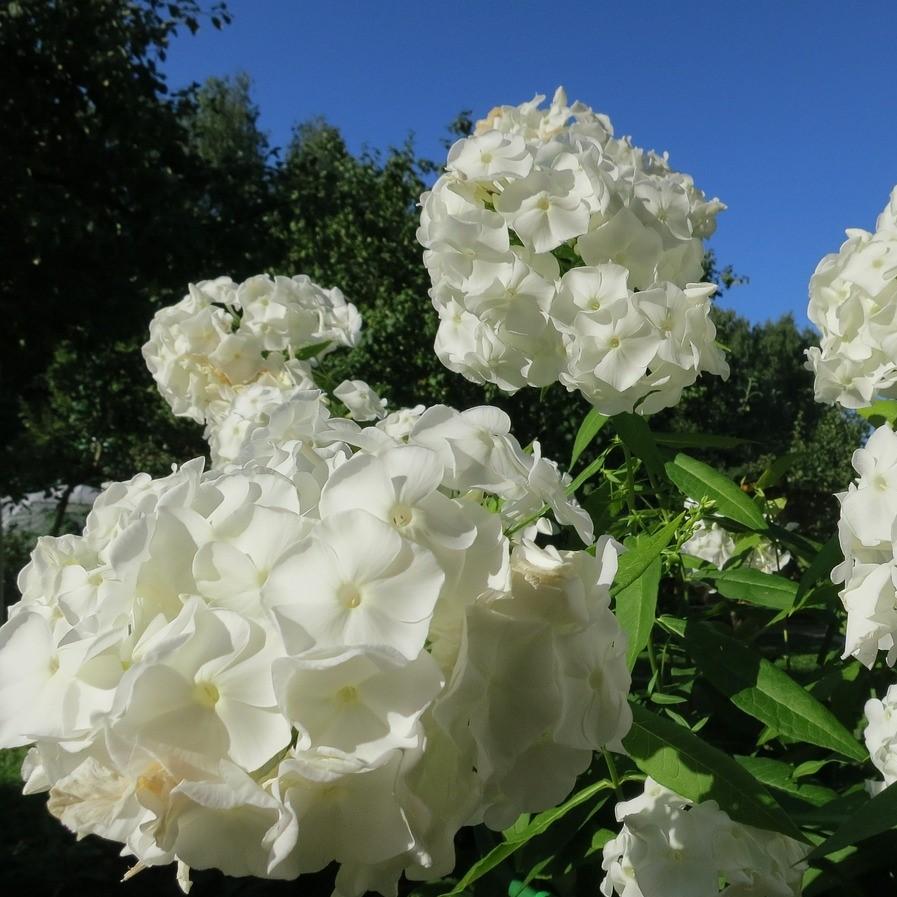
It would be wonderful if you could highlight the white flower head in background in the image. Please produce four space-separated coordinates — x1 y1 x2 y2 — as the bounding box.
0 397 630 896
142 274 362 427
418 87 728 415
681 500 790 575
600 778 807 897
806 185 897 408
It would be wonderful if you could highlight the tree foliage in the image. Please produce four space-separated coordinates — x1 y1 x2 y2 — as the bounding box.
0 0 865 571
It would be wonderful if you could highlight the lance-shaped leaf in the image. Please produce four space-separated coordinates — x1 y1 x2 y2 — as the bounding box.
610 514 682 597
614 543 661 670
654 432 752 450
858 399 897 427
806 781 897 861
623 703 805 841
570 408 609 468
665 452 767 531
713 568 797 611
685 622 866 762
612 413 666 483
437 779 613 896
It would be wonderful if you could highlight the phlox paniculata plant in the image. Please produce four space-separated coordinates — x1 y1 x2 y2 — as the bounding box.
418 87 729 414
10 88 897 897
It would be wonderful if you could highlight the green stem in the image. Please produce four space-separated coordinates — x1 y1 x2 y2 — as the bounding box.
602 748 624 801
647 630 659 684
504 503 550 538
621 442 639 526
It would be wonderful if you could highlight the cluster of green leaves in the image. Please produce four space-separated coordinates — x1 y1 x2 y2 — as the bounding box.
421 415 895 897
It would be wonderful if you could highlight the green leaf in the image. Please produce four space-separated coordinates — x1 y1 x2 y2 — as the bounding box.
806 781 897 861
612 413 666 483
665 453 767 531
756 452 800 490
684 622 866 762
713 568 797 610
735 756 837 807
615 547 661 671
292 339 332 360
653 432 752 450
656 615 686 637
858 400 897 427
796 533 842 605
623 703 804 841
570 408 609 468
610 513 683 597
438 778 614 896
567 453 607 494
766 522 821 563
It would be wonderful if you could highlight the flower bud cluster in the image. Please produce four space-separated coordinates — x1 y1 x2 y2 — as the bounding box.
601 778 807 897
806 187 897 408
832 424 897 667
0 398 630 895
418 87 728 414
142 274 362 426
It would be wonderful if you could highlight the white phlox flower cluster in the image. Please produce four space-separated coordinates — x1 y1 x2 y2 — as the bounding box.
806 186 897 408
418 87 729 414
0 399 631 896
863 684 897 796
600 778 807 897
142 274 362 428
681 502 790 575
832 424 897 667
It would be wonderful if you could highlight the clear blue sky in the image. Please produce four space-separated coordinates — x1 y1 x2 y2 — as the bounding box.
163 0 897 326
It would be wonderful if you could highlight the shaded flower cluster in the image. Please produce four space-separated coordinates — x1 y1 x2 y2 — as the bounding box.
864 684 897 796
0 392 631 896
418 88 728 414
600 778 806 897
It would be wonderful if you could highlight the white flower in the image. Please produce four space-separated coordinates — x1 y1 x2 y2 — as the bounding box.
330 379 385 421
264 509 445 661
273 646 442 763
420 88 726 412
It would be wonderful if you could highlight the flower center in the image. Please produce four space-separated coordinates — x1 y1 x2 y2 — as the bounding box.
609 336 621 348
336 685 359 704
391 504 413 527
193 681 220 707
536 193 551 211
339 583 363 609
